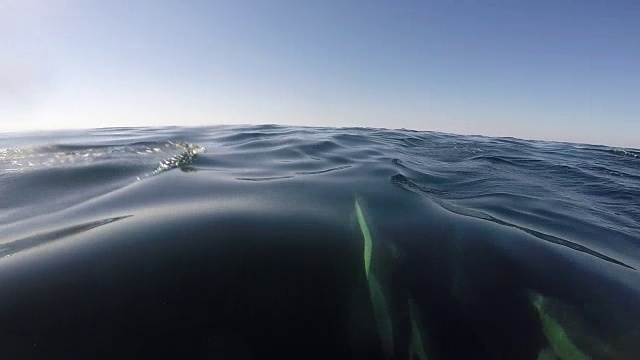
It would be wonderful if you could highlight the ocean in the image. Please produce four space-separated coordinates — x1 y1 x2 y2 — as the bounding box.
1 125 639 359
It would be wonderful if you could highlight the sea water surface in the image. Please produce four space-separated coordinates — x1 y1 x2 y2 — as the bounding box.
1 125 639 359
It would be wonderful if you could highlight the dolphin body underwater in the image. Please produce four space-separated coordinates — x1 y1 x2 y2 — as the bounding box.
354 198 429 360
527 290 632 360
351 197 638 360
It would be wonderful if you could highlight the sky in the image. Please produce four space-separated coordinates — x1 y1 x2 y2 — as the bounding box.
1 0 639 148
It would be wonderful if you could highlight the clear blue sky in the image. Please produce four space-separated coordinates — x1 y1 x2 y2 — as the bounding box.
2 0 639 147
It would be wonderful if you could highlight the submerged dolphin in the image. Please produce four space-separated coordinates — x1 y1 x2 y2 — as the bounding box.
355 198 429 360
527 290 618 360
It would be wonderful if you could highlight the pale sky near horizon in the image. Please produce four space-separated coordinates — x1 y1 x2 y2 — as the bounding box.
1 0 639 148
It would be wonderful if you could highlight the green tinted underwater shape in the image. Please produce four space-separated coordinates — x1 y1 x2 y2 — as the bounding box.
355 199 372 279
528 290 590 360
368 272 395 356
354 198 429 359
356 199 393 355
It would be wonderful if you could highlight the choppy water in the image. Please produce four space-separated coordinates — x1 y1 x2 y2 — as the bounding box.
1 125 639 359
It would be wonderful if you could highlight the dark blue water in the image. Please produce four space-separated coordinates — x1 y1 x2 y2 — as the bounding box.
1 125 639 359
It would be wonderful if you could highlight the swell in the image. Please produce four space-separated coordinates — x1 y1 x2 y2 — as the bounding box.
386 140 639 244
2 125 638 269
391 173 635 270
0 140 205 224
